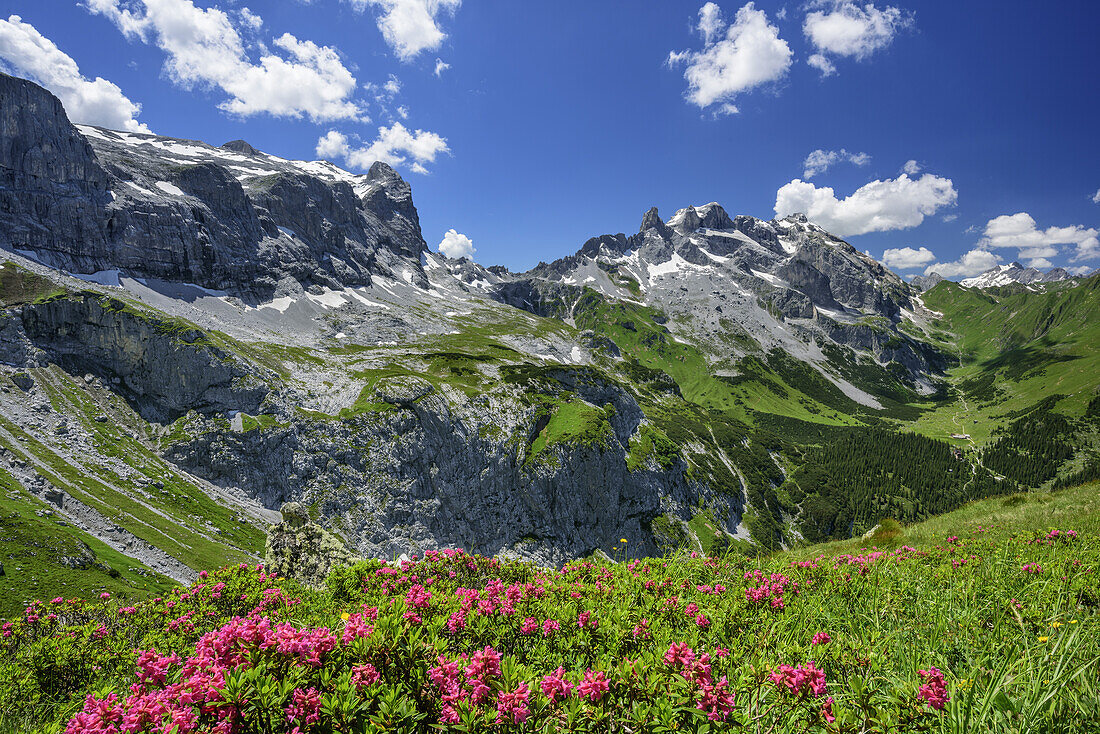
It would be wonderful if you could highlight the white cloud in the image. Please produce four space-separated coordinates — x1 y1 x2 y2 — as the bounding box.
238 7 263 31
667 2 792 112
350 0 461 62
924 249 1001 278
0 15 149 132
902 159 921 175
806 53 835 76
978 212 1099 263
942 213 958 222
697 2 724 44
1093 188 1100 204
801 148 870 178
1069 265 1094 276
882 246 935 271
315 121 448 174
315 130 349 158
803 1 912 75
774 172 957 237
433 57 450 76
85 0 362 122
437 228 474 259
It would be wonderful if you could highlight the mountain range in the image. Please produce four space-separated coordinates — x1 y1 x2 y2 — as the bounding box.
1 72 1098 606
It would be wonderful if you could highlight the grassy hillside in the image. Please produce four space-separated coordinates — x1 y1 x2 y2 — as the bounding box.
0 469 177 619
2 482 1097 733
571 291 864 427
911 275 1100 445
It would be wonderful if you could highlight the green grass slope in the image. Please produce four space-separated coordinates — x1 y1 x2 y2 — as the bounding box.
912 274 1100 444
0 470 177 619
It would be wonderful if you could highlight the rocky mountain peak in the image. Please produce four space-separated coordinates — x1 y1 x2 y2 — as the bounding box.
579 233 629 258
1045 267 1071 281
694 202 734 230
220 139 261 156
639 206 666 233
366 160 400 182
910 272 944 292
667 203 735 234
0 72 429 300
668 206 701 234
961 262 1077 289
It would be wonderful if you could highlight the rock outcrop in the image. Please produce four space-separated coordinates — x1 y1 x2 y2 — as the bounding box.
960 262 1079 289
910 272 944 292
264 502 361 587
167 366 710 567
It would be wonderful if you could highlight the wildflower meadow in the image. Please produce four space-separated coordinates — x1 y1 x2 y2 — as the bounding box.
1 486 1098 733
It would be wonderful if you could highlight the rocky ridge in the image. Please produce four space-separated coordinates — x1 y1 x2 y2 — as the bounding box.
958 262 1079 289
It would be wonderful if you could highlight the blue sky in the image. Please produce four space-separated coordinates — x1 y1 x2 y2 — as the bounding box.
1 0 1097 277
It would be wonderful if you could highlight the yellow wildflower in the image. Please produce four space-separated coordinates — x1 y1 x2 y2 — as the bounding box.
340 612 350 621
1051 621 1063 628
1038 636 1049 642
1070 619 1078 624
620 538 628 543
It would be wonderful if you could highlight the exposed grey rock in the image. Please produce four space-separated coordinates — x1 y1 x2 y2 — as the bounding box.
0 69 969 574
910 272 944 292
167 366 709 567
639 207 675 242
11 294 268 422
60 540 96 569
220 139 262 156
776 259 841 310
265 502 361 587
1042 267 1071 282
0 74 111 263
493 279 585 320
280 501 311 527
375 375 433 406
960 262 1078 289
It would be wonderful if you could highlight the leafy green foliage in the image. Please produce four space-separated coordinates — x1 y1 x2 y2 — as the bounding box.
625 425 678 472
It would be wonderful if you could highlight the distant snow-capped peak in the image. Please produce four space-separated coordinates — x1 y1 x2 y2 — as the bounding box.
959 262 1073 289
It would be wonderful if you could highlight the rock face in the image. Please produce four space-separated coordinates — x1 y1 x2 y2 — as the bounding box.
0 74 112 261
0 73 426 301
8 293 268 422
500 203 940 389
264 502 361 587
0 69 973 573
168 367 713 567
